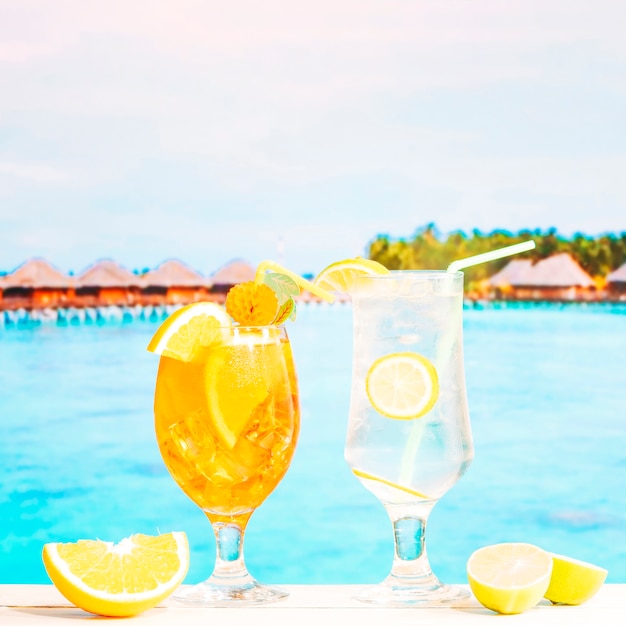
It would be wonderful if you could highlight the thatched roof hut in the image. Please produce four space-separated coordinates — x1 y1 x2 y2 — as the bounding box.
0 258 74 309
607 263 626 284
75 259 140 306
606 262 626 296
487 253 596 301
488 254 594 288
142 259 207 288
2 258 74 289
76 259 141 288
210 259 256 293
487 259 534 287
525 253 595 288
141 259 209 305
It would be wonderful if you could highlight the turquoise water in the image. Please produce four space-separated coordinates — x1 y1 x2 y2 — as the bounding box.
1 303 625 585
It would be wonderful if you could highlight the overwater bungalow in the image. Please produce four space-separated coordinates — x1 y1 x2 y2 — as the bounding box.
606 263 626 298
75 259 141 307
140 259 210 305
209 259 256 297
0 258 74 310
487 253 597 301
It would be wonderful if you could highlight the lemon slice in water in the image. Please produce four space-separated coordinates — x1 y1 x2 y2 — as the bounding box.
366 352 439 419
352 468 431 500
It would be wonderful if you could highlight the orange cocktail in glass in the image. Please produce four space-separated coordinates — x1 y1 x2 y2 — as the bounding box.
155 325 299 522
148 275 302 606
148 264 333 605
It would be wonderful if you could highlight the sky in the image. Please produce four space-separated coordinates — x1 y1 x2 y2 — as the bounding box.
1 1 625 276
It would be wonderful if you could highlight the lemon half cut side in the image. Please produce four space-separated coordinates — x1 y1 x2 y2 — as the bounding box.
467 542 552 615
42 531 189 617
366 352 439 420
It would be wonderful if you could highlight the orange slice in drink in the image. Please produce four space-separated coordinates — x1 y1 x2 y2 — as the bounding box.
147 302 231 362
42 532 189 617
205 331 278 448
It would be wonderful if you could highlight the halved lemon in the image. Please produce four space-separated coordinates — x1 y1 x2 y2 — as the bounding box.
366 352 439 419
147 302 232 362
352 468 430 499
467 542 552 615
313 257 389 294
42 531 189 617
544 553 607 605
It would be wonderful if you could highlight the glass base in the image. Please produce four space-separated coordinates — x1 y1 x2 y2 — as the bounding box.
172 575 288 607
355 575 470 607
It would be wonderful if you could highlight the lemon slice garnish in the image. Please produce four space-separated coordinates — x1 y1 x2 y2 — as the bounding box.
313 257 389 294
365 352 439 420
147 302 231 362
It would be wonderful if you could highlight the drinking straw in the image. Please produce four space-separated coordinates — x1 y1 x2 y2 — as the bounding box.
255 260 335 302
447 240 536 273
398 239 536 490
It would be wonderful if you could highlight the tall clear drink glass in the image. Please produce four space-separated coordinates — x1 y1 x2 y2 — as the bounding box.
345 271 473 605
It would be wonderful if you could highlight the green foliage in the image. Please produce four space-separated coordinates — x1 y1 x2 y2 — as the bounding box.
260 271 299 323
367 226 626 286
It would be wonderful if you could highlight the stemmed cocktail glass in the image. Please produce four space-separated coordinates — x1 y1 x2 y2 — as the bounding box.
345 270 474 605
153 324 299 605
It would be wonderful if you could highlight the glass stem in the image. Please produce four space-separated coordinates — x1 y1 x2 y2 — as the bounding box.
209 522 251 584
384 501 440 586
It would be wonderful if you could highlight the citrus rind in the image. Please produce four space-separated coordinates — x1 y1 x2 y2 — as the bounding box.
544 553 607 605
352 468 431 500
42 531 189 617
147 302 232 362
313 257 389 294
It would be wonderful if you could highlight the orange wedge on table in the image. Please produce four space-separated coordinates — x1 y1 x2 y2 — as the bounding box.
147 302 232 362
42 531 189 617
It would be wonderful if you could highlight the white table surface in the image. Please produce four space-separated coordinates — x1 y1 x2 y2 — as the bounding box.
1 584 625 625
